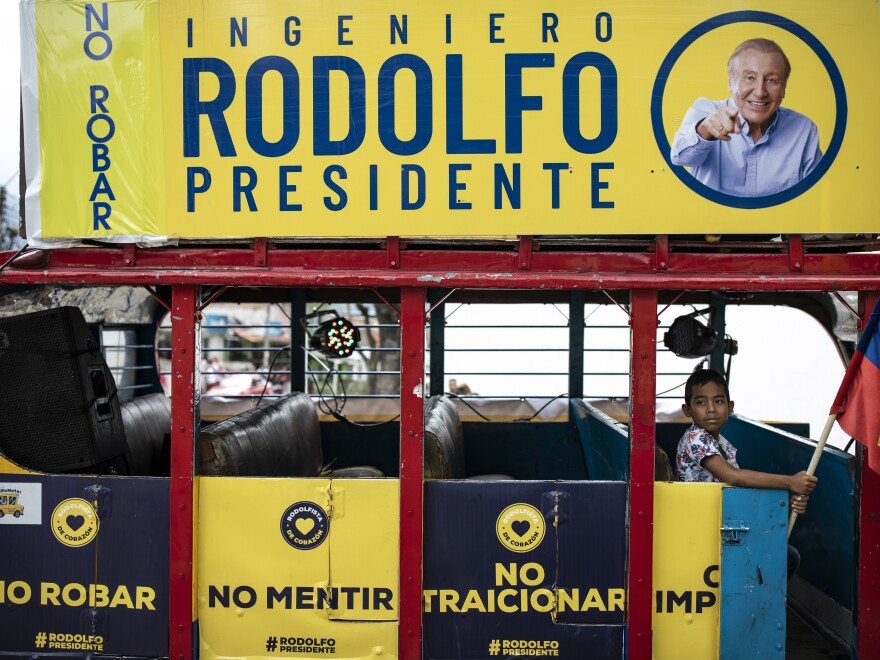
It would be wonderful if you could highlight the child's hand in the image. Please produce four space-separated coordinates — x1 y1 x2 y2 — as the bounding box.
789 471 818 495
790 493 809 515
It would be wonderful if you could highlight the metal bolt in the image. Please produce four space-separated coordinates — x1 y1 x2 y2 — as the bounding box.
181 348 187 354
794 262 801 269
777 643 783 650
637 633 644 640
408 431 414 437
407 631 414 638
408 510 414 517
390 260 397 267
257 258 264 264
179 503 186 511
637 579 644 586
178 624 184 632
659 261 666 268
178 572 185 580
777 622 783 630
125 258 132 264
408 576 414 583
640 352 647 359
521 262 528 268
409 350 416 357
179 426 186 433
638 511 644 518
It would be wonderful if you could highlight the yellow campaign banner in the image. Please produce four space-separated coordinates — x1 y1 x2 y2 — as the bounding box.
197 477 399 659
653 482 723 660
21 0 880 240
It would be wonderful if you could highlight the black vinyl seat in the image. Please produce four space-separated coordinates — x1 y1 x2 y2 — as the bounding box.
424 395 466 479
199 393 383 478
121 393 171 476
424 395 514 480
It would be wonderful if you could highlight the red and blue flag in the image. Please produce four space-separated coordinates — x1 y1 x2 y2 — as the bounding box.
832 299 880 473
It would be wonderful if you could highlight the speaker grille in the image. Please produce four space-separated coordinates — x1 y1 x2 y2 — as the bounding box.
0 308 125 472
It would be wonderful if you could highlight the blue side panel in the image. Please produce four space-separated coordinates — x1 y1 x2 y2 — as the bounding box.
723 415 854 609
720 488 788 659
424 480 626 659
570 400 628 481
0 474 169 657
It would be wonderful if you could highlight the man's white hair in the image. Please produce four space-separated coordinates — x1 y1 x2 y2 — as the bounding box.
727 38 791 82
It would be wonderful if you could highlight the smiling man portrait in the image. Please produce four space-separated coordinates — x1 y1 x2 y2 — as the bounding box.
670 38 823 197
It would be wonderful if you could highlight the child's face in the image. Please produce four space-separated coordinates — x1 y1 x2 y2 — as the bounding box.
682 381 734 438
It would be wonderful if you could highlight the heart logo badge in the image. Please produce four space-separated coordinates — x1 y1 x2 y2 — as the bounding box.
280 501 330 550
51 498 99 547
496 503 546 553
66 515 85 531
510 520 531 537
295 518 315 535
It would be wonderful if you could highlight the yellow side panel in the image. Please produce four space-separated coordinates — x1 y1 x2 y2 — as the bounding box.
653 482 723 660
198 477 399 659
0 456 36 475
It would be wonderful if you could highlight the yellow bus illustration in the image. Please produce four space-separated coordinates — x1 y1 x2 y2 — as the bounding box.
0 491 24 518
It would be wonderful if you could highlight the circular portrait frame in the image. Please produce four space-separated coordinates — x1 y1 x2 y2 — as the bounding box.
652 11 847 209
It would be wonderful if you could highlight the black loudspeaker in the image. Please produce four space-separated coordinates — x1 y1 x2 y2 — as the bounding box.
0 307 130 473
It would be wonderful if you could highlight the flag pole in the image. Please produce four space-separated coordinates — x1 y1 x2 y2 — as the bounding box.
788 413 838 537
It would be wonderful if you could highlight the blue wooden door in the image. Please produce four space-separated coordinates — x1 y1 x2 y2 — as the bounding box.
720 488 789 659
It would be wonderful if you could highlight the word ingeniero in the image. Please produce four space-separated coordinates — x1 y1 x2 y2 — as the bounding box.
182 10 619 213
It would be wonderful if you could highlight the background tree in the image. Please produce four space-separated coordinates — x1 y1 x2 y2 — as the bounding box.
0 181 23 251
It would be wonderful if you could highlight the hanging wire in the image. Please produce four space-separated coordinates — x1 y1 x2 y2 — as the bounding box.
511 393 570 422
549 303 569 323
442 391 493 421
305 346 400 427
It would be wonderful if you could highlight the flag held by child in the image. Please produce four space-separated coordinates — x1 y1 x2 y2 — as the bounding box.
831 299 880 473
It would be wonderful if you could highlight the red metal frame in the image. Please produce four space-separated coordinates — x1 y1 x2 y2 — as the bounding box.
859 291 880 660
1 240 880 289
628 290 658 659
399 288 427 659
3 242 880 291
169 285 198 660
3 240 880 658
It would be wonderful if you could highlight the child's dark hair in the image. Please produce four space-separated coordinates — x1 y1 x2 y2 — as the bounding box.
684 369 730 404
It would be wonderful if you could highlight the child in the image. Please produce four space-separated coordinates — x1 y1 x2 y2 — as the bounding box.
675 368 816 507
675 369 816 578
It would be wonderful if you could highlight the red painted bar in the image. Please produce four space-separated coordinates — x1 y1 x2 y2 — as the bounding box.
4 245 880 278
169 285 198 660
2 264 880 291
858 291 880 659
628 290 658 660
399 288 427 659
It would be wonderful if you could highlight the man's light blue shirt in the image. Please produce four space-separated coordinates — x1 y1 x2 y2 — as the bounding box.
670 98 823 197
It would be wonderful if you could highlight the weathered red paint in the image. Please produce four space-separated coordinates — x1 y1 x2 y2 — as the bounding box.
399 288 426 659
858 291 880 660
169 285 198 660
628 290 658 659
2 242 880 286
2 264 880 291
